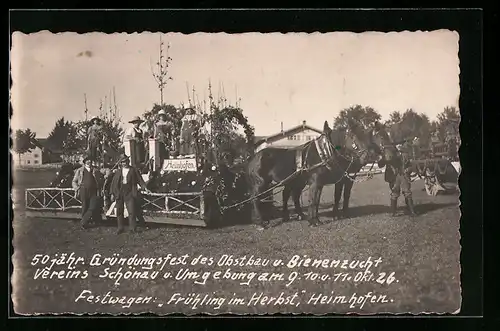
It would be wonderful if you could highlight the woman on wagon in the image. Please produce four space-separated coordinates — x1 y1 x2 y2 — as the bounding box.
123 116 146 167
154 109 174 166
87 116 104 162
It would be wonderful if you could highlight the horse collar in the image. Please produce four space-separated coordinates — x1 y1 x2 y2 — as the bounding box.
314 135 335 167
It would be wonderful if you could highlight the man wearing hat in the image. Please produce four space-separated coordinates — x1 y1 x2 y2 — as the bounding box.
154 109 174 164
72 154 105 229
110 154 151 234
123 116 146 167
87 116 104 162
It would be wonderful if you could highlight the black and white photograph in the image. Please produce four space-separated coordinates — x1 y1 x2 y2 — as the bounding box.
10 29 462 315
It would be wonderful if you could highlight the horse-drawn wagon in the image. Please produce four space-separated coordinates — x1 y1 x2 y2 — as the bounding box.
404 135 460 196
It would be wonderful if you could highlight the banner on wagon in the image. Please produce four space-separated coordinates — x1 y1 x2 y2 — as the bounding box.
162 158 198 172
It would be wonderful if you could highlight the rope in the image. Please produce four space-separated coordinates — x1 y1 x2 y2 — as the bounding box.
219 134 376 213
343 160 377 183
220 167 310 212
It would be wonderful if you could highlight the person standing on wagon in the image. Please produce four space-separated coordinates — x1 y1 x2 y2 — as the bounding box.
154 109 174 165
179 108 200 157
110 155 151 234
87 116 104 162
72 154 105 229
123 116 146 167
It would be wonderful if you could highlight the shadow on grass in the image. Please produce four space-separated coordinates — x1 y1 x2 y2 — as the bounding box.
318 202 458 219
23 201 458 232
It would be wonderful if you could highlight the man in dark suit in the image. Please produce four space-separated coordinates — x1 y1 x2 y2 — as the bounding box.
111 155 151 234
72 155 105 229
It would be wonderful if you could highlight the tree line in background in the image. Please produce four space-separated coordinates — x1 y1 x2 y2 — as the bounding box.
334 105 460 146
13 104 459 164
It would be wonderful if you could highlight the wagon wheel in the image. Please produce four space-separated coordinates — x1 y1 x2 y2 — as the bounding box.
203 190 222 229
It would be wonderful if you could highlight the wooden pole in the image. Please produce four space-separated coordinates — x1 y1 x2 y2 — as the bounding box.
84 93 88 121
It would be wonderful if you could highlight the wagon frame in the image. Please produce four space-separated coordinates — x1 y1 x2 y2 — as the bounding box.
24 187 217 227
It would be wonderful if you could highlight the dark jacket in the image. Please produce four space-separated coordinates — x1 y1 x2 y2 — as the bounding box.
110 166 148 199
72 166 105 197
378 151 412 183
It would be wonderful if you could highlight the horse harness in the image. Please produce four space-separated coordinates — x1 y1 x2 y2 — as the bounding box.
296 133 371 183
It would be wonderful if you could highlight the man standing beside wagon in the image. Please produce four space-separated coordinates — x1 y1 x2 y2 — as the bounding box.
378 144 417 218
72 154 105 229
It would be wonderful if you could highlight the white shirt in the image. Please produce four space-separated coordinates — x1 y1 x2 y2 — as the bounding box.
122 167 130 184
123 126 143 144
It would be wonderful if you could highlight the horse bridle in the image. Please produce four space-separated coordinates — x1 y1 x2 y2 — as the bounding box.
372 128 400 156
311 132 371 176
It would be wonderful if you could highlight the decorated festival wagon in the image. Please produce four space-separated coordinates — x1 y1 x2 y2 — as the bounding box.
24 107 254 228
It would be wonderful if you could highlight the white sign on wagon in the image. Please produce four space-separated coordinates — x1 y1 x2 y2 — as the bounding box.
162 158 198 172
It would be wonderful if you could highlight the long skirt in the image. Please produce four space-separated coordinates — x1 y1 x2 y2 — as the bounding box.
88 140 102 161
128 140 146 167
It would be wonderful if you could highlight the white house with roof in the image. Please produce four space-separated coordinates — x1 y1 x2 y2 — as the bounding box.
254 120 323 153
12 138 46 166
12 138 63 167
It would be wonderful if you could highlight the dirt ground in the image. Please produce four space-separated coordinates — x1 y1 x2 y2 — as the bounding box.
11 169 462 315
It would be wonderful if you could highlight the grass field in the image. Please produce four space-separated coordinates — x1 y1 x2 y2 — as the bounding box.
11 169 462 315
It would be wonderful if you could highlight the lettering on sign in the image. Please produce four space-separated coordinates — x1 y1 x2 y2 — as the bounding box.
162 159 197 172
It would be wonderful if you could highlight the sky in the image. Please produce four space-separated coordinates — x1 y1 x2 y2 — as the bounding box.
10 30 460 138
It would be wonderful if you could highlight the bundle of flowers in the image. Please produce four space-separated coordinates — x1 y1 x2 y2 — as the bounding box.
148 163 250 215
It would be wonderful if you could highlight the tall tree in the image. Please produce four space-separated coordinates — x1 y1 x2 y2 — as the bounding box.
333 105 382 129
150 36 173 105
385 111 402 126
388 109 432 145
47 117 72 152
436 106 460 141
13 129 37 163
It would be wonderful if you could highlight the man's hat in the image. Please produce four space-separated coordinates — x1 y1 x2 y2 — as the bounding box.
157 110 167 116
82 153 94 163
129 116 144 124
90 116 100 122
119 154 130 163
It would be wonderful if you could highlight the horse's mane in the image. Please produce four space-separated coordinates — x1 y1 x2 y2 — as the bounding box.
373 121 393 145
330 127 347 148
345 118 368 142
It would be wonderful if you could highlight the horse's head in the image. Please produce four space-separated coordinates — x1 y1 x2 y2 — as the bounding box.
371 121 399 162
324 119 382 165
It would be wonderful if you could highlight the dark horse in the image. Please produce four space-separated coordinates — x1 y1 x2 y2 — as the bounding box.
49 163 81 188
247 119 383 228
330 127 377 220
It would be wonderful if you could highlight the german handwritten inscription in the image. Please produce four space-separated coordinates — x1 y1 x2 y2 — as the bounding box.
29 252 402 314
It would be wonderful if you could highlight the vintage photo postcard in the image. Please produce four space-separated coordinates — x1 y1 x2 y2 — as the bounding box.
10 30 461 315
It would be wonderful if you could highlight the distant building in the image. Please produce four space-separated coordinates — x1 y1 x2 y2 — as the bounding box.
12 138 63 167
254 120 322 153
13 142 43 166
